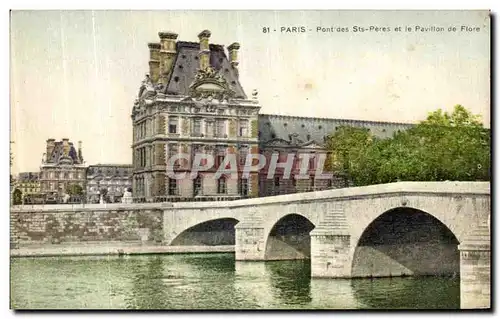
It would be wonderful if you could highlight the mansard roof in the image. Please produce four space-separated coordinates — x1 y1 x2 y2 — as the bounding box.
18 172 39 182
46 141 82 165
258 114 415 147
165 41 247 99
86 164 133 178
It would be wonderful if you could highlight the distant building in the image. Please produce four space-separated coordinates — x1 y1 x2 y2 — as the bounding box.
40 138 86 196
86 164 133 203
16 172 40 200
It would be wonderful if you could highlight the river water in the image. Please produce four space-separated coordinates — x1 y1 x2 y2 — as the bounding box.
10 253 460 310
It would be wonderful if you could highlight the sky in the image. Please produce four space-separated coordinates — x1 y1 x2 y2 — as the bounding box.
10 10 490 173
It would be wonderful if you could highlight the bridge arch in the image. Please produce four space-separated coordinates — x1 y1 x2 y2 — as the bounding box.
264 213 316 260
350 206 460 278
170 217 240 246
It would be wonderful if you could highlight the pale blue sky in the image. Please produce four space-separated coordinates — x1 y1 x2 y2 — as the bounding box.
10 10 490 173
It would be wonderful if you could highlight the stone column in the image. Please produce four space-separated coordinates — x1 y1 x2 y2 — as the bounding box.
458 222 491 309
310 207 352 278
234 210 266 261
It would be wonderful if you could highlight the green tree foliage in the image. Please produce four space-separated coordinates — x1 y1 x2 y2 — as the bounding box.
325 105 490 186
67 184 84 196
13 188 22 205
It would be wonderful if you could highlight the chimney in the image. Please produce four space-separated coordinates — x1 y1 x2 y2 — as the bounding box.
147 43 161 83
62 138 69 156
46 138 55 162
78 141 83 163
158 31 178 84
198 30 211 70
227 42 240 77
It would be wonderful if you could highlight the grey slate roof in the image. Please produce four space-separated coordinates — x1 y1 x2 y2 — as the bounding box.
18 172 39 182
258 114 415 146
87 164 133 178
165 42 247 99
47 141 81 164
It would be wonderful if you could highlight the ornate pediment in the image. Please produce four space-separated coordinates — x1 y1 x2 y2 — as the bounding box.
300 140 325 149
189 67 235 101
288 133 304 146
264 138 291 147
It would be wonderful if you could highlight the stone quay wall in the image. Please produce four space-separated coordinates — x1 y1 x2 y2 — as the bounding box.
10 203 169 249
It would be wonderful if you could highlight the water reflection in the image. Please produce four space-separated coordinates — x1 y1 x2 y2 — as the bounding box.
265 260 312 306
11 254 460 310
350 276 460 309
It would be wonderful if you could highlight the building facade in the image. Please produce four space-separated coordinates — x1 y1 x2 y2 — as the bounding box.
132 30 415 202
258 115 414 196
132 30 261 202
16 172 40 201
86 164 133 203
40 138 86 197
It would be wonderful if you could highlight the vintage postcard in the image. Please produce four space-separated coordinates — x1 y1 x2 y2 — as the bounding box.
9 10 490 310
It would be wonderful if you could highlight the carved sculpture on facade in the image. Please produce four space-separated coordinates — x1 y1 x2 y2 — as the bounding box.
228 119 237 137
138 74 157 101
188 66 236 101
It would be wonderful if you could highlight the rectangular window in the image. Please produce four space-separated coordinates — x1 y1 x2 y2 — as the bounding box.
239 120 248 137
274 176 280 187
238 178 248 196
193 177 202 196
206 121 214 138
239 146 248 166
215 146 226 168
217 177 227 194
169 117 178 134
216 119 225 137
309 155 316 170
193 119 202 136
169 144 179 168
168 178 177 196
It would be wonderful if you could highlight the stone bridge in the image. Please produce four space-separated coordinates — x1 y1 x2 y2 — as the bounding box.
11 181 490 309
163 181 490 309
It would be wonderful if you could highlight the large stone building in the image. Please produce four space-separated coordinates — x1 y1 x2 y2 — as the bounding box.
16 172 40 201
132 30 414 202
40 138 86 196
86 164 133 203
132 30 260 202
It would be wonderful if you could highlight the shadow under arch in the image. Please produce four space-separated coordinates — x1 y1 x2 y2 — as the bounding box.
264 214 315 261
170 218 239 246
351 207 460 278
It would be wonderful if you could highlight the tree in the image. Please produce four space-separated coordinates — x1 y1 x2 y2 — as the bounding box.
325 126 374 185
67 184 84 196
324 105 490 186
13 188 22 205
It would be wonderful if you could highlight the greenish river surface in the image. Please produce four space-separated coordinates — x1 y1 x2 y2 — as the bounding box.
11 253 459 310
